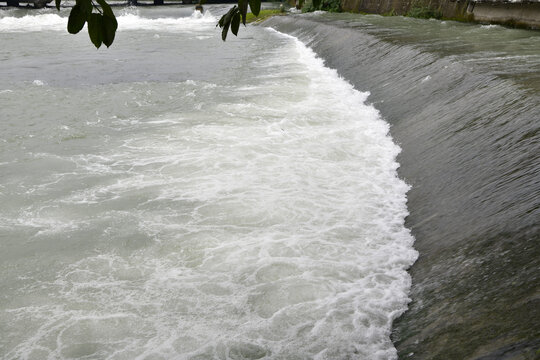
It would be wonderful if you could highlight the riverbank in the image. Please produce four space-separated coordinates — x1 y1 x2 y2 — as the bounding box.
262 13 540 359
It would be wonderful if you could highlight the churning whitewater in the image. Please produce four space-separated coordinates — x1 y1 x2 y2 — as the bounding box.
0 7 417 360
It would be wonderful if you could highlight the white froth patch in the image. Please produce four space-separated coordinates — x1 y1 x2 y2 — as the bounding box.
0 13 65 32
2 28 417 360
117 11 216 32
0 11 216 33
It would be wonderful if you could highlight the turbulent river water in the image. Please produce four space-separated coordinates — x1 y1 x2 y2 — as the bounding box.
1 5 418 360
1 5 539 360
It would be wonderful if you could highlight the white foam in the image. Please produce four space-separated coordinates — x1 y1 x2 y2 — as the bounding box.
2 25 417 360
0 11 216 33
117 11 217 32
0 13 65 32
480 24 500 29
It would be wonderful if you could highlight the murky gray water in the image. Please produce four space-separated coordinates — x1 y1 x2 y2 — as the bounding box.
0 6 418 360
264 12 540 360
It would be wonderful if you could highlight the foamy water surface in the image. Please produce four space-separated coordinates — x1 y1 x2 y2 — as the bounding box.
0 7 417 359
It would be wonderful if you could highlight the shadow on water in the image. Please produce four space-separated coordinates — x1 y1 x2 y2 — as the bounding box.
264 13 540 360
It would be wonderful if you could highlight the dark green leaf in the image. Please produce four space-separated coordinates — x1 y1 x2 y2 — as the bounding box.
225 5 237 23
95 0 117 47
218 7 232 28
87 13 103 48
199 0 206 4
312 0 321 9
55 0 60 11
76 0 93 16
67 4 87 34
221 21 230 41
231 12 240 36
248 0 260 16
102 13 117 47
238 0 248 25
95 0 115 19
219 7 234 27
218 14 225 28
218 5 237 40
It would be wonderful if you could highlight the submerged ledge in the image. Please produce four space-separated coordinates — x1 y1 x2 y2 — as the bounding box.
262 14 540 359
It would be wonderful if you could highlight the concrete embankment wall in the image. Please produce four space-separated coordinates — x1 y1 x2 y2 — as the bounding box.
340 0 540 29
340 0 468 18
472 2 540 28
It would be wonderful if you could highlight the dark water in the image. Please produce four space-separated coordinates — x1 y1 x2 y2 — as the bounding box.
264 13 540 360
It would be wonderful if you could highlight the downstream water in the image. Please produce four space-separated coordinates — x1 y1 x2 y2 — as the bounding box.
264 13 540 359
0 6 418 360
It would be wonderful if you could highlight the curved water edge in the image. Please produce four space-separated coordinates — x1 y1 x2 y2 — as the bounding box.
262 13 540 359
1 7 417 360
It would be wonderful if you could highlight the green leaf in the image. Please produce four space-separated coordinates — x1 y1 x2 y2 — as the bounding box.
55 0 60 11
231 12 240 36
219 6 235 37
87 13 103 48
102 13 117 47
248 0 260 16
199 0 206 4
221 21 230 41
218 5 240 40
225 6 237 23
312 0 321 9
218 13 225 27
76 0 93 16
95 0 115 19
238 0 248 25
67 4 87 34
94 0 117 47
